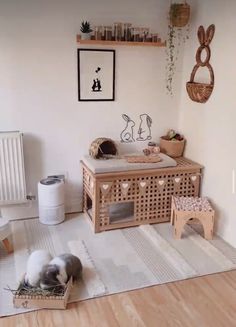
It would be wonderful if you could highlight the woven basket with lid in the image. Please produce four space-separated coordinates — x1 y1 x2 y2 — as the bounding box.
89 137 118 159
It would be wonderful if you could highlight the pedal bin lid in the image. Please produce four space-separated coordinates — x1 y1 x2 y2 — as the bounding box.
40 178 61 186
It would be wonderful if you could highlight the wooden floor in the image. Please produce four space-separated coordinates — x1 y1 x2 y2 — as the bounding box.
1 270 236 327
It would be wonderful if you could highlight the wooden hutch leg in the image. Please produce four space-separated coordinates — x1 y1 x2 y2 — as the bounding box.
170 203 175 225
83 190 88 213
174 214 188 239
2 238 13 253
93 181 100 233
200 215 214 240
82 168 87 213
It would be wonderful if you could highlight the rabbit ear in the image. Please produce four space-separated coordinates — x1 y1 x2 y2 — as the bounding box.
122 114 130 122
205 24 215 45
197 25 205 45
146 115 152 127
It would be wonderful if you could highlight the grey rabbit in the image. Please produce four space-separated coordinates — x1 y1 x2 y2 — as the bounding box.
40 253 83 290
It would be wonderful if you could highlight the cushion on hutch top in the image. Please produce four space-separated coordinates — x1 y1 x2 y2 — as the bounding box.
82 153 177 174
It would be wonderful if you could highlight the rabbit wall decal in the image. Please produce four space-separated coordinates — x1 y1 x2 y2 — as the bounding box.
137 114 152 141
186 24 215 103
120 114 135 143
120 113 153 143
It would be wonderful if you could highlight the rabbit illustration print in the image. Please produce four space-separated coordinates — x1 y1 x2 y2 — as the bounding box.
137 114 152 141
120 114 135 143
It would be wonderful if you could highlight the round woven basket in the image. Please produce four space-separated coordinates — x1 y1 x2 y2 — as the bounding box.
89 137 118 159
170 3 190 27
160 137 185 158
186 82 213 103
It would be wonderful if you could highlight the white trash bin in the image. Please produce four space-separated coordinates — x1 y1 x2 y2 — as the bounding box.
38 178 65 225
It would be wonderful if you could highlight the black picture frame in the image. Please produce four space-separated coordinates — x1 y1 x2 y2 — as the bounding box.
78 49 115 101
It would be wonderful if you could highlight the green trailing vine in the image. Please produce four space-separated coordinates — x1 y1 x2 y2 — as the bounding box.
165 23 189 96
166 24 176 96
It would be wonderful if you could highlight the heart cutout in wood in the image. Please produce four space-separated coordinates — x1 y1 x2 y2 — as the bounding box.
122 183 129 189
175 177 181 183
158 180 164 185
140 182 146 188
191 176 197 181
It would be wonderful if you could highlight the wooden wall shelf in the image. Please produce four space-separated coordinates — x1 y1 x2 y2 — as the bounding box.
77 35 166 47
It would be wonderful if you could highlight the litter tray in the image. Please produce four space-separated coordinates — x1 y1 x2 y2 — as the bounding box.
13 278 73 310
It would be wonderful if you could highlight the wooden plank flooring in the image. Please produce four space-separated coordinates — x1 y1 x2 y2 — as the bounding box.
1 270 236 327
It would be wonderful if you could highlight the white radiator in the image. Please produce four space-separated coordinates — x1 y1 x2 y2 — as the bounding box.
0 131 27 204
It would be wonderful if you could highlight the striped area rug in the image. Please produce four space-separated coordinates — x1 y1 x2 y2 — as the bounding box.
0 213 236 317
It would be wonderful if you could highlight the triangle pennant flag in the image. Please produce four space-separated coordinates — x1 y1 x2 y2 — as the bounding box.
138 180 149 196
190 174 200 187
156 178 166 192
172 176 182 191
86 174 90 184
100 182 113 196
90 179 94 192
120 181 131 196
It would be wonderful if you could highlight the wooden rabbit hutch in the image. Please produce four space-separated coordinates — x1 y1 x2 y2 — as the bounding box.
81 155 203 233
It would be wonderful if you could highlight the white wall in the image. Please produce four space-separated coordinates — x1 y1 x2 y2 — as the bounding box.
178 0 236 247
0 0 182 219
1 0 235 248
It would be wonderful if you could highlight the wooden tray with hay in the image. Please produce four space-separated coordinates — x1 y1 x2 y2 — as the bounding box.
12 278 73 309
125 155 162 163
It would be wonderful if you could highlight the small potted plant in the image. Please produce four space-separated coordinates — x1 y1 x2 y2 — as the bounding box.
80 21 93 40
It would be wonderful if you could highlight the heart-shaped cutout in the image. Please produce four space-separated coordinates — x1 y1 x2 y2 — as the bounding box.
102 184 109 190
175 177 181 183
140 182 146 188
191 176 197 181
158 180 164 186
122 183 129 189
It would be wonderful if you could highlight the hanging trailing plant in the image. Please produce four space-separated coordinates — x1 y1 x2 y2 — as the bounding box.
165 1 190 95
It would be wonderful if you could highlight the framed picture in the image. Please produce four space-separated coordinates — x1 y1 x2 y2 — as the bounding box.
78 49 115 101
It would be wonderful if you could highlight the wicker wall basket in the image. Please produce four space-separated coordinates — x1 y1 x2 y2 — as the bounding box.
186 24 215 103
170 3 190 27
160 137 185 158
89 137 118 159
186 82 213 103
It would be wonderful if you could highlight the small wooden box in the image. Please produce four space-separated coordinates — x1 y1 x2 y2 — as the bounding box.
13 278 73 310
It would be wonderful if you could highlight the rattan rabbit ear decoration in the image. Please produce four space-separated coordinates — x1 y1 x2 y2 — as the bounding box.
186 24 215 103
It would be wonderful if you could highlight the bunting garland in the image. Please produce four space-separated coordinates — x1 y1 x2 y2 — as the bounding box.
96 174 201 198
